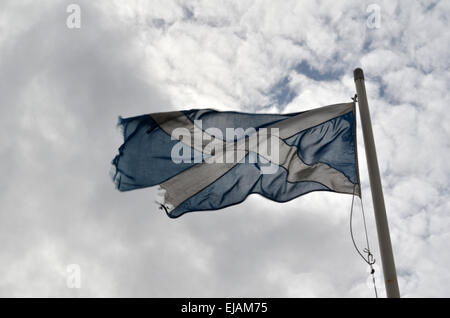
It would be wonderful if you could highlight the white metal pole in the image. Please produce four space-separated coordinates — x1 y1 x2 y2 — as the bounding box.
354 68 400 298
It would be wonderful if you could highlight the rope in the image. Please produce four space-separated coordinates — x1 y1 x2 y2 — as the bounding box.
350 184 378 298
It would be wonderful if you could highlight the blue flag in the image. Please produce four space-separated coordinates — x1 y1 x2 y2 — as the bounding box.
112 103 360 218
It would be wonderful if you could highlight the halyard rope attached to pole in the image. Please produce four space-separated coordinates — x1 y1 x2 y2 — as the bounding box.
350 183 378 298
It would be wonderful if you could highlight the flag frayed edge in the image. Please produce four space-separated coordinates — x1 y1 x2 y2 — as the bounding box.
110 116 176 218
116 116 127 138
156 186 175 217
110 116 128 191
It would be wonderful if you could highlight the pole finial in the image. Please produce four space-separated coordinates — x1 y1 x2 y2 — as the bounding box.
354 68 364 81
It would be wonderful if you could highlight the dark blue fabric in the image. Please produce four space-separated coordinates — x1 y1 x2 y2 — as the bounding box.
284 111 357 183
112 108 358 217
183 109 301 141
112 115 197 191
171 154 328 217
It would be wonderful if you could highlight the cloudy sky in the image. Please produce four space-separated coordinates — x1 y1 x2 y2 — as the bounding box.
0 0 449 297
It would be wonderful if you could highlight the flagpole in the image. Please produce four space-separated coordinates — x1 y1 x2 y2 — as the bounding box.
353 68 400 298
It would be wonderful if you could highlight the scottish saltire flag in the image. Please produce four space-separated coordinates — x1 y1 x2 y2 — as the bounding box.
111 103 360 218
